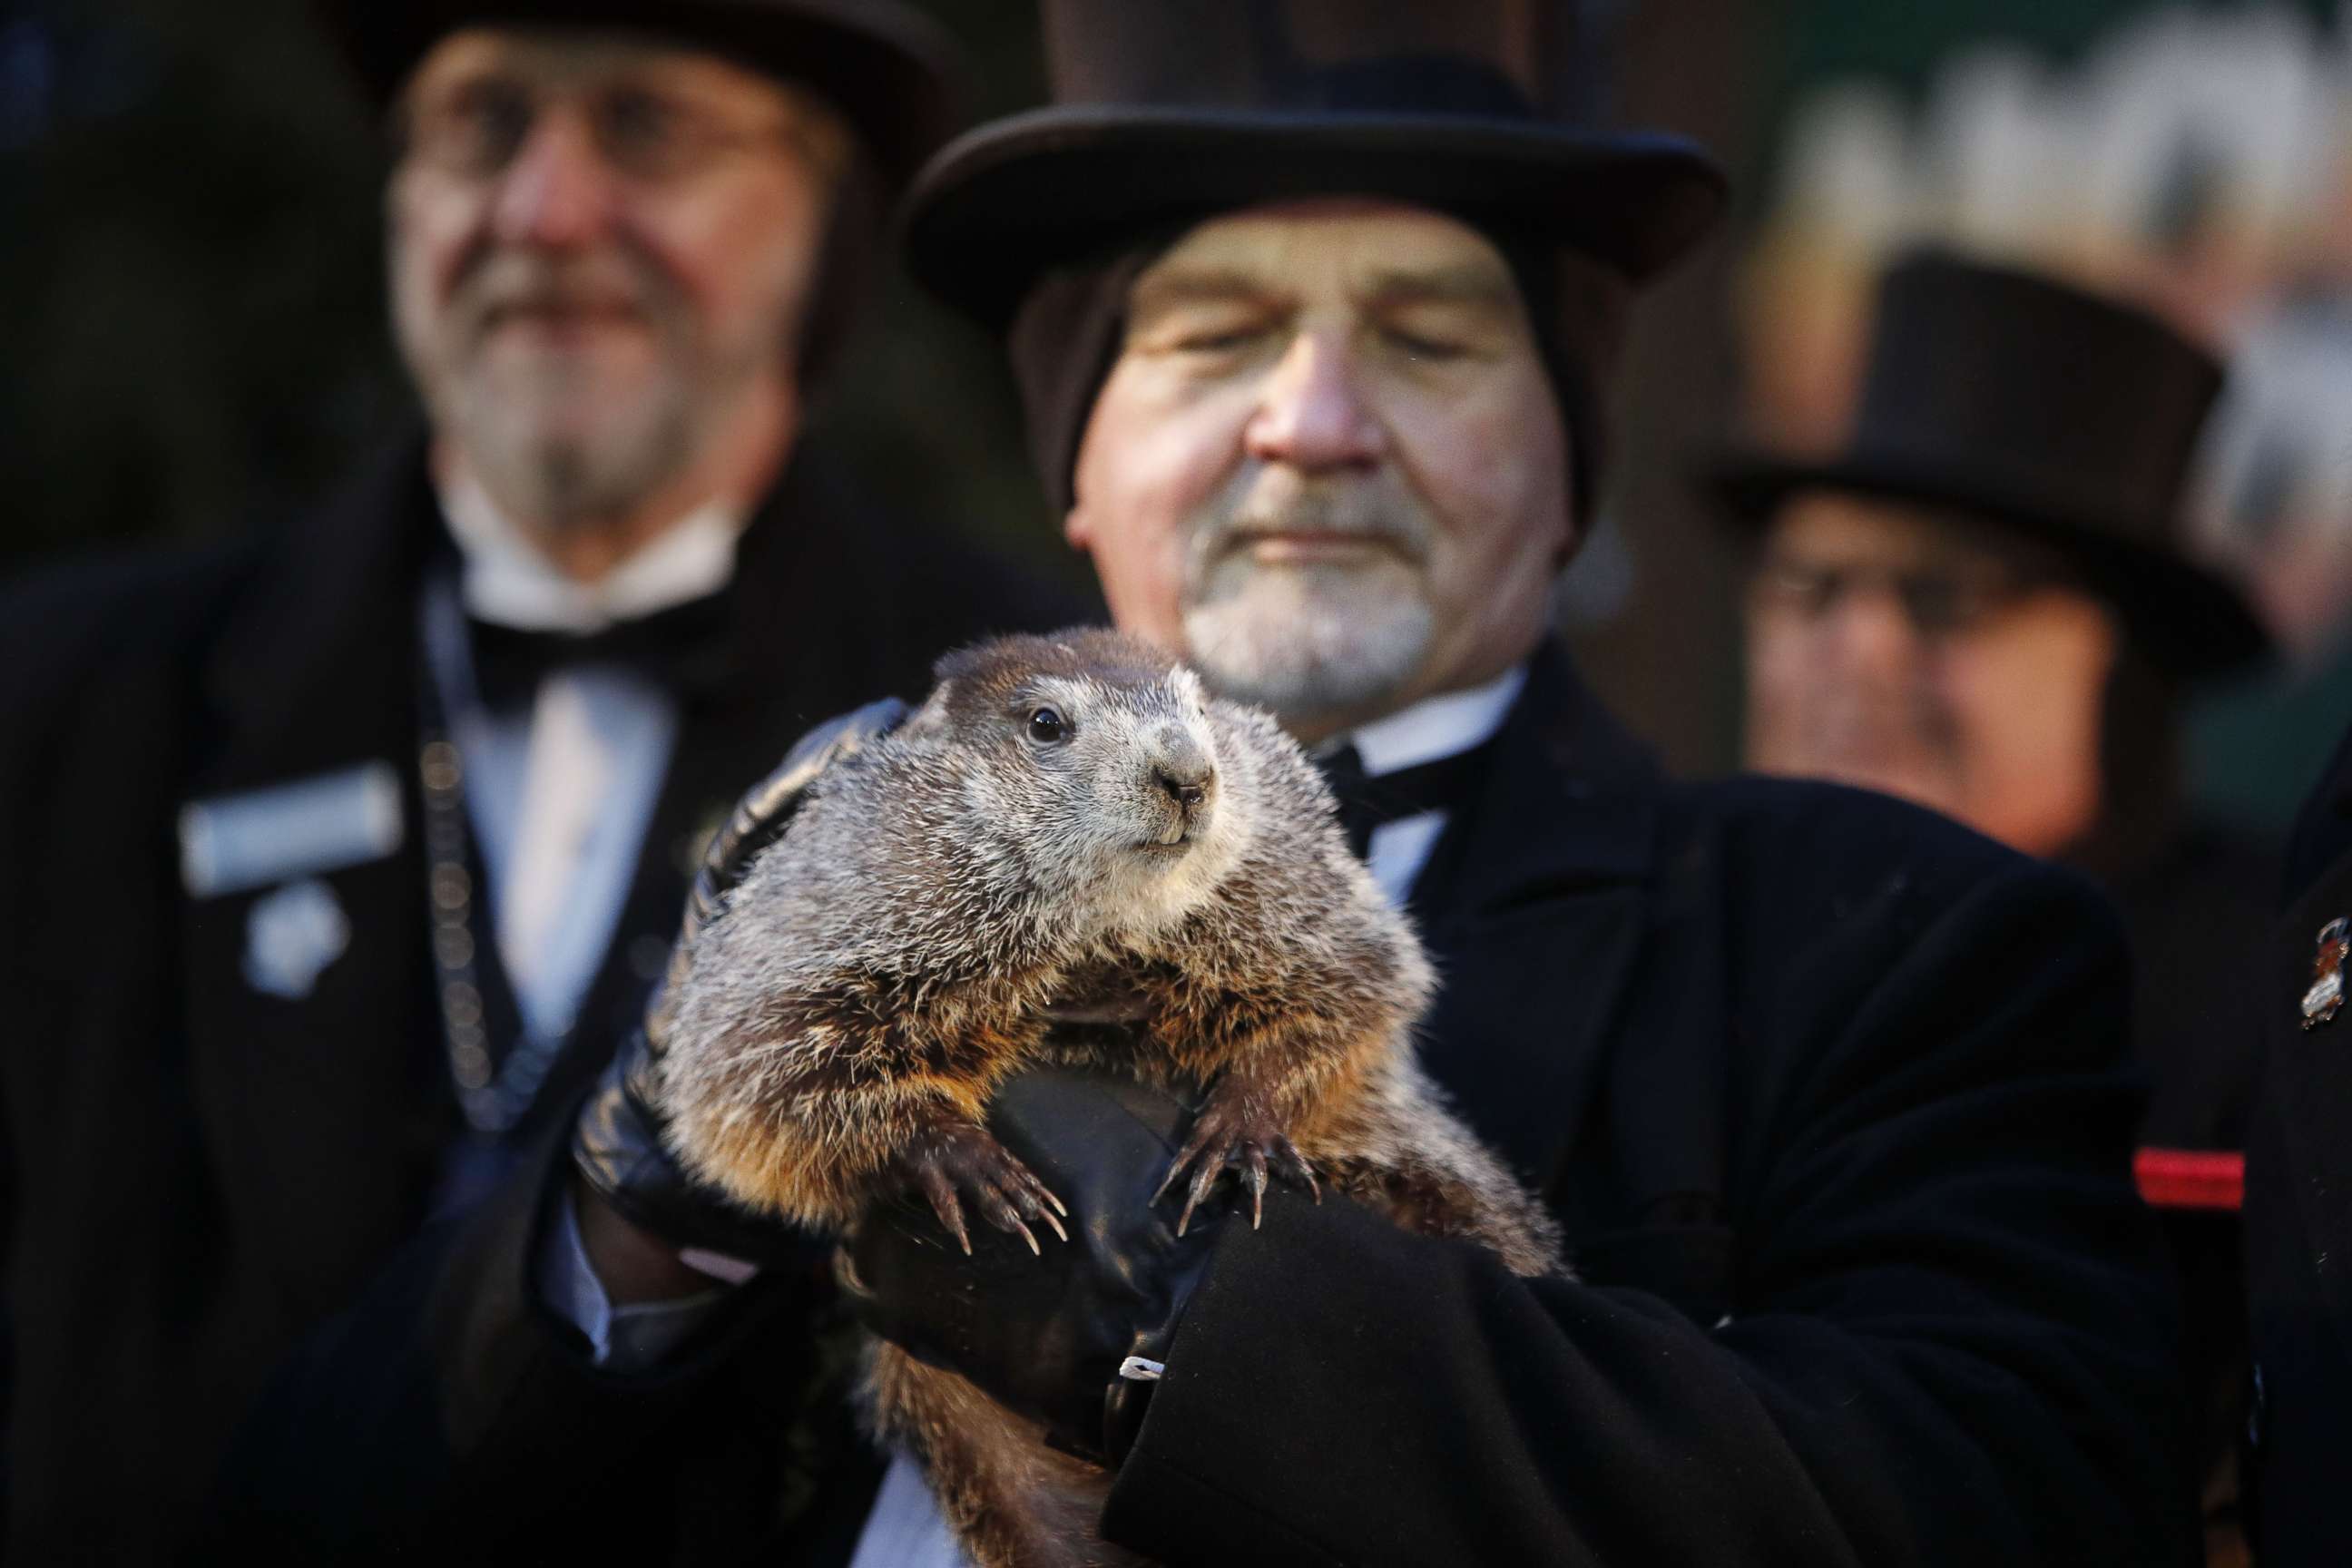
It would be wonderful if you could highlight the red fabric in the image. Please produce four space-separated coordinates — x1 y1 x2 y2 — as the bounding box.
2134 1148 2244 1211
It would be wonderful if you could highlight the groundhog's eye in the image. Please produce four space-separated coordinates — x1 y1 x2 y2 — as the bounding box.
1025 706 1069 744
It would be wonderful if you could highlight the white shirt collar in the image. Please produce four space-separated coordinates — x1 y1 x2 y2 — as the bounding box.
1342 663 1528 778
439 475 745 633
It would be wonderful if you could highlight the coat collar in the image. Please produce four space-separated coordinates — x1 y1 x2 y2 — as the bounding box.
1411 637 1661 926
1406 639 1664 1187
200 436 892 746
201 440 439 772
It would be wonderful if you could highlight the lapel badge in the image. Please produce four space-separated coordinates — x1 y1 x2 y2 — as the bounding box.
181 760 403 898
2301 916 2347 1030
243 877 352 1001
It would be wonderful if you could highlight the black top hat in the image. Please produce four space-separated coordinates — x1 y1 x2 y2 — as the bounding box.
1715 250 2269 677
318 0 956 189
902 0 1728 328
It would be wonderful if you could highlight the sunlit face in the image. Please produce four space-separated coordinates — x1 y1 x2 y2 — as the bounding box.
387 30 845 529
1064 202 1573 740
1742 491 2121 856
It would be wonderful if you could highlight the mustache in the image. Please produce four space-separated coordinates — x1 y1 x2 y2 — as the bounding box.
1189 475 1435 563
448 249 670 341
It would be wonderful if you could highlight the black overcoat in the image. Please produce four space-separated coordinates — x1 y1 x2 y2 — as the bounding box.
201 641 2193 1565
2244 720 2352 1566
0 442 1086 1563
2103 819 2274 1553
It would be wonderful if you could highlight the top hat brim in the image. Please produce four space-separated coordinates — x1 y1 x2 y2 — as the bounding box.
903 106 1729 328
319 0 956 186
1711 450 2273 679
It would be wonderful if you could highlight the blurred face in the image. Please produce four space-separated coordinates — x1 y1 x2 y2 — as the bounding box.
1065 202 1573 740
1742 492 2120 857
387 30 846 532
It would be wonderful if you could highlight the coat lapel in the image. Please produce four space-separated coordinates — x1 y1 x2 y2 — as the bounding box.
1408 642 1661 1190
180 446 448 1322
2269 847 2352 1352
509 451 956 1132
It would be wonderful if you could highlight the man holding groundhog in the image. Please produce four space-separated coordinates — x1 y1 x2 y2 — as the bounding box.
213 4 2192 1563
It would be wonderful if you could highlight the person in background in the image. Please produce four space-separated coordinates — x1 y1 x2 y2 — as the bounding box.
1719 249 2274 1563
0 1 1081 1560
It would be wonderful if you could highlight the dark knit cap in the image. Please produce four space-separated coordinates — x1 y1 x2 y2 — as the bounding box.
1006 232 1631 525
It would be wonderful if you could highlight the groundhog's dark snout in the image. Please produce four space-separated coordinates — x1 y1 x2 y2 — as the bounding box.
1151 728 1215 812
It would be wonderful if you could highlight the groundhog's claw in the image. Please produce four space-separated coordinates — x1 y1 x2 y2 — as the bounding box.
899 1122 1067 1256
1172 1151 1224 1238
1242 1144 1269 1222
1270 1139 1320 1205
1152 1083 1316 1234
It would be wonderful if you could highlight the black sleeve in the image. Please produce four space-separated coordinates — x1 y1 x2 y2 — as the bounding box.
192 1122 878 1564
1102 861 2194 1567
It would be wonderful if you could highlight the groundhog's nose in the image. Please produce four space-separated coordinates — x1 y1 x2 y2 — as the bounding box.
1157 770 1209 810
1152 729 1214 811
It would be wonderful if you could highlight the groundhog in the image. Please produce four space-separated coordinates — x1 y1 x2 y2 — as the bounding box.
659 628 1563 1568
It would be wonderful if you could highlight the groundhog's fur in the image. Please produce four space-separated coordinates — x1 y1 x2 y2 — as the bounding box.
660 628 1563 1568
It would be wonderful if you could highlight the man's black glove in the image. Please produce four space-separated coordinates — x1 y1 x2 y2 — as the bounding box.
838 1066 1242 1466
571 697 909 1274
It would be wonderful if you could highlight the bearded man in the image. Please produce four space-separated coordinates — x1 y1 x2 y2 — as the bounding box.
0 3 1077 1561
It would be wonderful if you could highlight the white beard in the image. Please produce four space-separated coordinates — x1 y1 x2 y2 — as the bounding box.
448 353 697 527
1182 562 1433 718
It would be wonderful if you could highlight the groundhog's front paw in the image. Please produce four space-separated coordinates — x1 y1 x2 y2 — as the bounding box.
1152 1079 1318 1235
893 1120 1069 1257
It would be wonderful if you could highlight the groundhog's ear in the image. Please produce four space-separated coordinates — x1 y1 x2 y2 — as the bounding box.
897 681 955 740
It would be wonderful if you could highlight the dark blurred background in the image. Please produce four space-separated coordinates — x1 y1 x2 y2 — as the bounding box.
5 0 2346 815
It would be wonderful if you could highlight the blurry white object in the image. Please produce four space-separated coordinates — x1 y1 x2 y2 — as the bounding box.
242 878 351 1001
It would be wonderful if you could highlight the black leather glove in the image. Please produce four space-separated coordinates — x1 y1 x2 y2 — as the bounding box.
571 697 910 1273
838 1066 1241 1466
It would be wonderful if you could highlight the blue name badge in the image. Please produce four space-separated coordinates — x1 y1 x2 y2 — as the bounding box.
179 762 405 898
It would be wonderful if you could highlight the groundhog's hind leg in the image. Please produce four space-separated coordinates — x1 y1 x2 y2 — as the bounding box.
1308 1061 1570 1279
863 1340 1146 1568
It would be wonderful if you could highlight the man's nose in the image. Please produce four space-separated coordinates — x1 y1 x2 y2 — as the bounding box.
1825 583 1926 670
489 111 621 248
1243 333 1387 473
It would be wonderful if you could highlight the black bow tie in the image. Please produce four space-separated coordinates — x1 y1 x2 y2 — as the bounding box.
1317 740 1493 861
465 591 734 710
